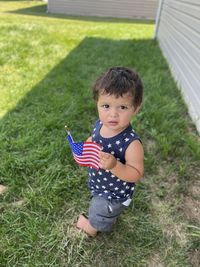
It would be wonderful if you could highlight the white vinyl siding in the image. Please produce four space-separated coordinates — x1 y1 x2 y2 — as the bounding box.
48 0 159 20
155 0 200 133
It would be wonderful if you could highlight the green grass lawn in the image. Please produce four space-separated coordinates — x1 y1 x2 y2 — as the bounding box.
0 1 200 266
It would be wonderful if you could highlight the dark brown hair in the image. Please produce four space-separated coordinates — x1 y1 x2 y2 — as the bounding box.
92 67 143 108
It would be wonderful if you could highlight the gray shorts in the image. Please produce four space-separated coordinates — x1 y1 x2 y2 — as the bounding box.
88 195 125 232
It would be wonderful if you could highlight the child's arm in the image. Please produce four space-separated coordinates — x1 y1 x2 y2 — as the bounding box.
99 140 144 183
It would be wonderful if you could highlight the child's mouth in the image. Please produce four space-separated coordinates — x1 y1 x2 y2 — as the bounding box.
108 121 118 126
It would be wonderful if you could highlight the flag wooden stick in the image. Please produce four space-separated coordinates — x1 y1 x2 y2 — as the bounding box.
65 125 70 134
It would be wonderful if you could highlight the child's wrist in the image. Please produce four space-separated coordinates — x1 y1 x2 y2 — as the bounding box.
110 158 117 170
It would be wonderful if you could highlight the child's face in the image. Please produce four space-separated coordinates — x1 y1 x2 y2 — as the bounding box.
97 93 138 135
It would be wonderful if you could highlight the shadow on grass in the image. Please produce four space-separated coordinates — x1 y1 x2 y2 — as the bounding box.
0 37 173 265
7 3 155 24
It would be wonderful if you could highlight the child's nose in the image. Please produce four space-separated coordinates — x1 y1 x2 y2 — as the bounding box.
110 108 118 117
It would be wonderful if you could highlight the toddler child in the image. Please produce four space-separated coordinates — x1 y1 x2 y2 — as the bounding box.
76 66 144 237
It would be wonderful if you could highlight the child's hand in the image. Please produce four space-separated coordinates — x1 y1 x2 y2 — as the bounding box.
99 151 117 170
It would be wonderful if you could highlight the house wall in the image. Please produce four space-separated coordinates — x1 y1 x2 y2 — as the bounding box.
155 0 200 133
47 0 159 20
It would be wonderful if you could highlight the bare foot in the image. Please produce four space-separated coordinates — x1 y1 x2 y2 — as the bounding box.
76 214 97 237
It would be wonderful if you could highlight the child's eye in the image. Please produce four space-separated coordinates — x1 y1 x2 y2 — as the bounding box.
102 104 110 109
120 105 128 110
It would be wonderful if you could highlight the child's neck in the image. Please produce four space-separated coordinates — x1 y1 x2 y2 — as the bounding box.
100 125 126 138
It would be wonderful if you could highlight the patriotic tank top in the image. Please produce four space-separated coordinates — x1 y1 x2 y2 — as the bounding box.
88 120 141 203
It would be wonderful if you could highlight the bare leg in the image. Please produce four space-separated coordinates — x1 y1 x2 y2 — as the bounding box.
76 214 97 237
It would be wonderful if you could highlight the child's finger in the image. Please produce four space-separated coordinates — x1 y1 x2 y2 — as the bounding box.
99 151 110 159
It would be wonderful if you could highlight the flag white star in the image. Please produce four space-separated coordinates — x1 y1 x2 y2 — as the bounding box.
108 143 112 148
116 140 120 145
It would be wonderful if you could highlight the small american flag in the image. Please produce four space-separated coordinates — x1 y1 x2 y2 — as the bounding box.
67 131 102 170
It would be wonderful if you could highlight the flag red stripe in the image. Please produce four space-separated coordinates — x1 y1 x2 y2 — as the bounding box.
74 156 99 165
83 143 102 151
73 155 100 165
74 157 99 169
82 150 100 155
75 153 99 160
84 142 102 148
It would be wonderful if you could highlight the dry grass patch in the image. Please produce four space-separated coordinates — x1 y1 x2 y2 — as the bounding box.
188 249 200 267
0 184 7 195
188 181 200 198
151 198 188 246
181 180 200 224
183 197 200 224
147 252 164 267
146 139 157 153
148 166 188 245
